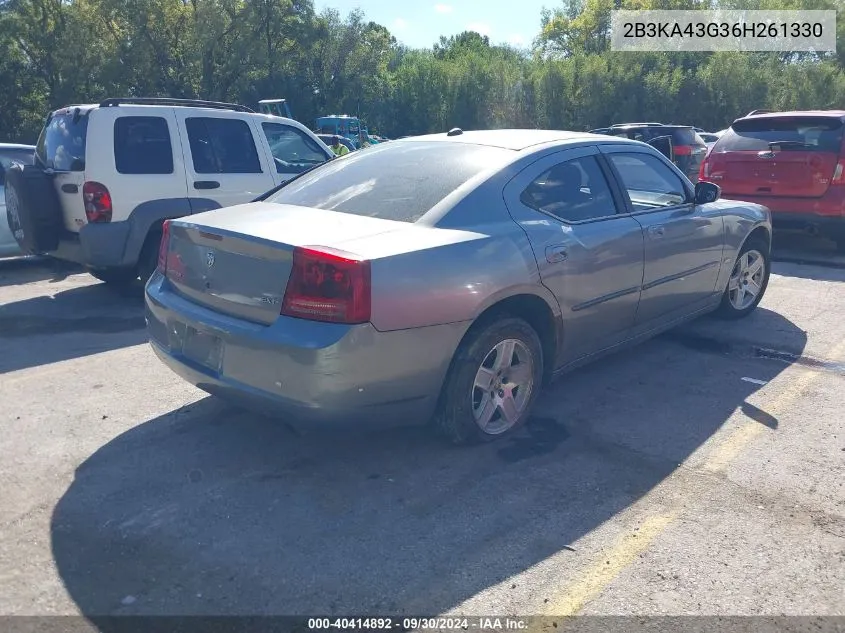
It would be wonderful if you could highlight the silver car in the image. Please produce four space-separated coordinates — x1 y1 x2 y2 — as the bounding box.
145 130 772 444
0 143 36 257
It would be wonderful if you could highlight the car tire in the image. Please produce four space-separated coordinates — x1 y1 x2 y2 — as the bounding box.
433 317 544 445
137 230 161 284
88 266 139 285
714 237 770 320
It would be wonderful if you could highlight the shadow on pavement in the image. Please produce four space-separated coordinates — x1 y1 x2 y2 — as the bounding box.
50 309 807 619
771 233 845 282
0 256 83 288
0 279 147 374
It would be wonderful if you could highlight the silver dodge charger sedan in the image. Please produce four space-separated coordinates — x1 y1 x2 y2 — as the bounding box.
145 129 772 444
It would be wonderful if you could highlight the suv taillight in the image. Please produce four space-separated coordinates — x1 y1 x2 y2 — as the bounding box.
281 246 371 324
82 181 112 223
832 159 845 186
699 157 710 180
157 220 171 274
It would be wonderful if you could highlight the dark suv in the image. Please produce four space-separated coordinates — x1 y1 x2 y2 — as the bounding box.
700 110 845 251
590 124 708 182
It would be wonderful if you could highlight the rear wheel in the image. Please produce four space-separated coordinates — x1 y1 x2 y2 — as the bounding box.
88 266 138 285
137 230 162 283
433 317 543 445
714 238 770 319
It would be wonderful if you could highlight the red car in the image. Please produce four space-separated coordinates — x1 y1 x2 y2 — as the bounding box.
700 110 845 251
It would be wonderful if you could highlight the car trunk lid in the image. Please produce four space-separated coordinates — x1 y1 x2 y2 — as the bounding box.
163 202 404 325
707 115 845 198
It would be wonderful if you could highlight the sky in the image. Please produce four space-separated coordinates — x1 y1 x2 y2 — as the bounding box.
313 0 552 50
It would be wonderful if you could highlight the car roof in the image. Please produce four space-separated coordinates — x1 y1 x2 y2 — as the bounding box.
734 110 845 123
395 129 620 151
612 124 693 130
50 103 312 129
0 143 36 150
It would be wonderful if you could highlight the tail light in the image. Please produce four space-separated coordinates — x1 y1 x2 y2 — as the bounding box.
699 157 710 181
281 246 371 324
82 181 112 223
832 159 845 186
673 145 692 156
157 220 171 274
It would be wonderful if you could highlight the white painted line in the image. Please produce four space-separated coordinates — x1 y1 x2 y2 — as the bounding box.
741 377 768 386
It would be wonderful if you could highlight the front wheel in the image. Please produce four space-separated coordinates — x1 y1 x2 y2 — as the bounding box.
714 238 770 320
433 317 544 445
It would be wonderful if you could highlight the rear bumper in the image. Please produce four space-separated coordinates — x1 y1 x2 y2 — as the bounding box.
47 221 134 268
721 189 845 223
144 273 468 428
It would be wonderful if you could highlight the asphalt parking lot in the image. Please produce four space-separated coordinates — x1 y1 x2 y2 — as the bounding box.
0 233 843 621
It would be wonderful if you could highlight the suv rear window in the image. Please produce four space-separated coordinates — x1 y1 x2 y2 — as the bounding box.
667 128 704 147
264 141 512 222
36 110 89 171
720 116 845 153
114 116 174 174
608 127 704 147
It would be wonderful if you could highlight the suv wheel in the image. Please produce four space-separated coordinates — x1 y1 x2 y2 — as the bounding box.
433 317 543 445
138 230 162 283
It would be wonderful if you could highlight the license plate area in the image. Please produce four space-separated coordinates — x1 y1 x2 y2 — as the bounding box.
181 326 223 371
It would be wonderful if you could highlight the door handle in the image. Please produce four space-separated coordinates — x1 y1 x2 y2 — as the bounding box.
545 245 568 263
194 180 220 190
648 225 666 238
61 184 78 194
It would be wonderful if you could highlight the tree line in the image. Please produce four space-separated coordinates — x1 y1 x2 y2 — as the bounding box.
0 0 842 143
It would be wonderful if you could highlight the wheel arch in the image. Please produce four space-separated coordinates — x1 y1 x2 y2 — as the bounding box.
455 290 562 386
743 223 772 254
123 198 222 266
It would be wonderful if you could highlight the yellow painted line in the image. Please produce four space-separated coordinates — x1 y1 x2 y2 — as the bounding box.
540 336 845 616
706 338 845 473
542 511 678 616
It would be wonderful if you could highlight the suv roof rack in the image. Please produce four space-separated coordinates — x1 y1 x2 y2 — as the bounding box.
746 109 773 116
611 122 665 127
99 97 255 113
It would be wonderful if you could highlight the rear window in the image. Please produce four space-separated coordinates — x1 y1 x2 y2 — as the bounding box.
36 111 89 171
720 116 845 153
667 128 702 146
264 141 512 222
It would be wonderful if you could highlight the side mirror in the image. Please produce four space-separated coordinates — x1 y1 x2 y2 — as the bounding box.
647 135 674 162
694 181 721 204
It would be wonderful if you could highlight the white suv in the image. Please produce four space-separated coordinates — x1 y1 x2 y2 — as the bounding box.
5 98 334 283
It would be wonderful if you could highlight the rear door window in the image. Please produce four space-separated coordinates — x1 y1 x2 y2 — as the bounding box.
36 111 89 171
265 141 512 222
261 123 329 174
114 116 174 174
720 117 845 153
185 117 262 174
520 156 618 223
